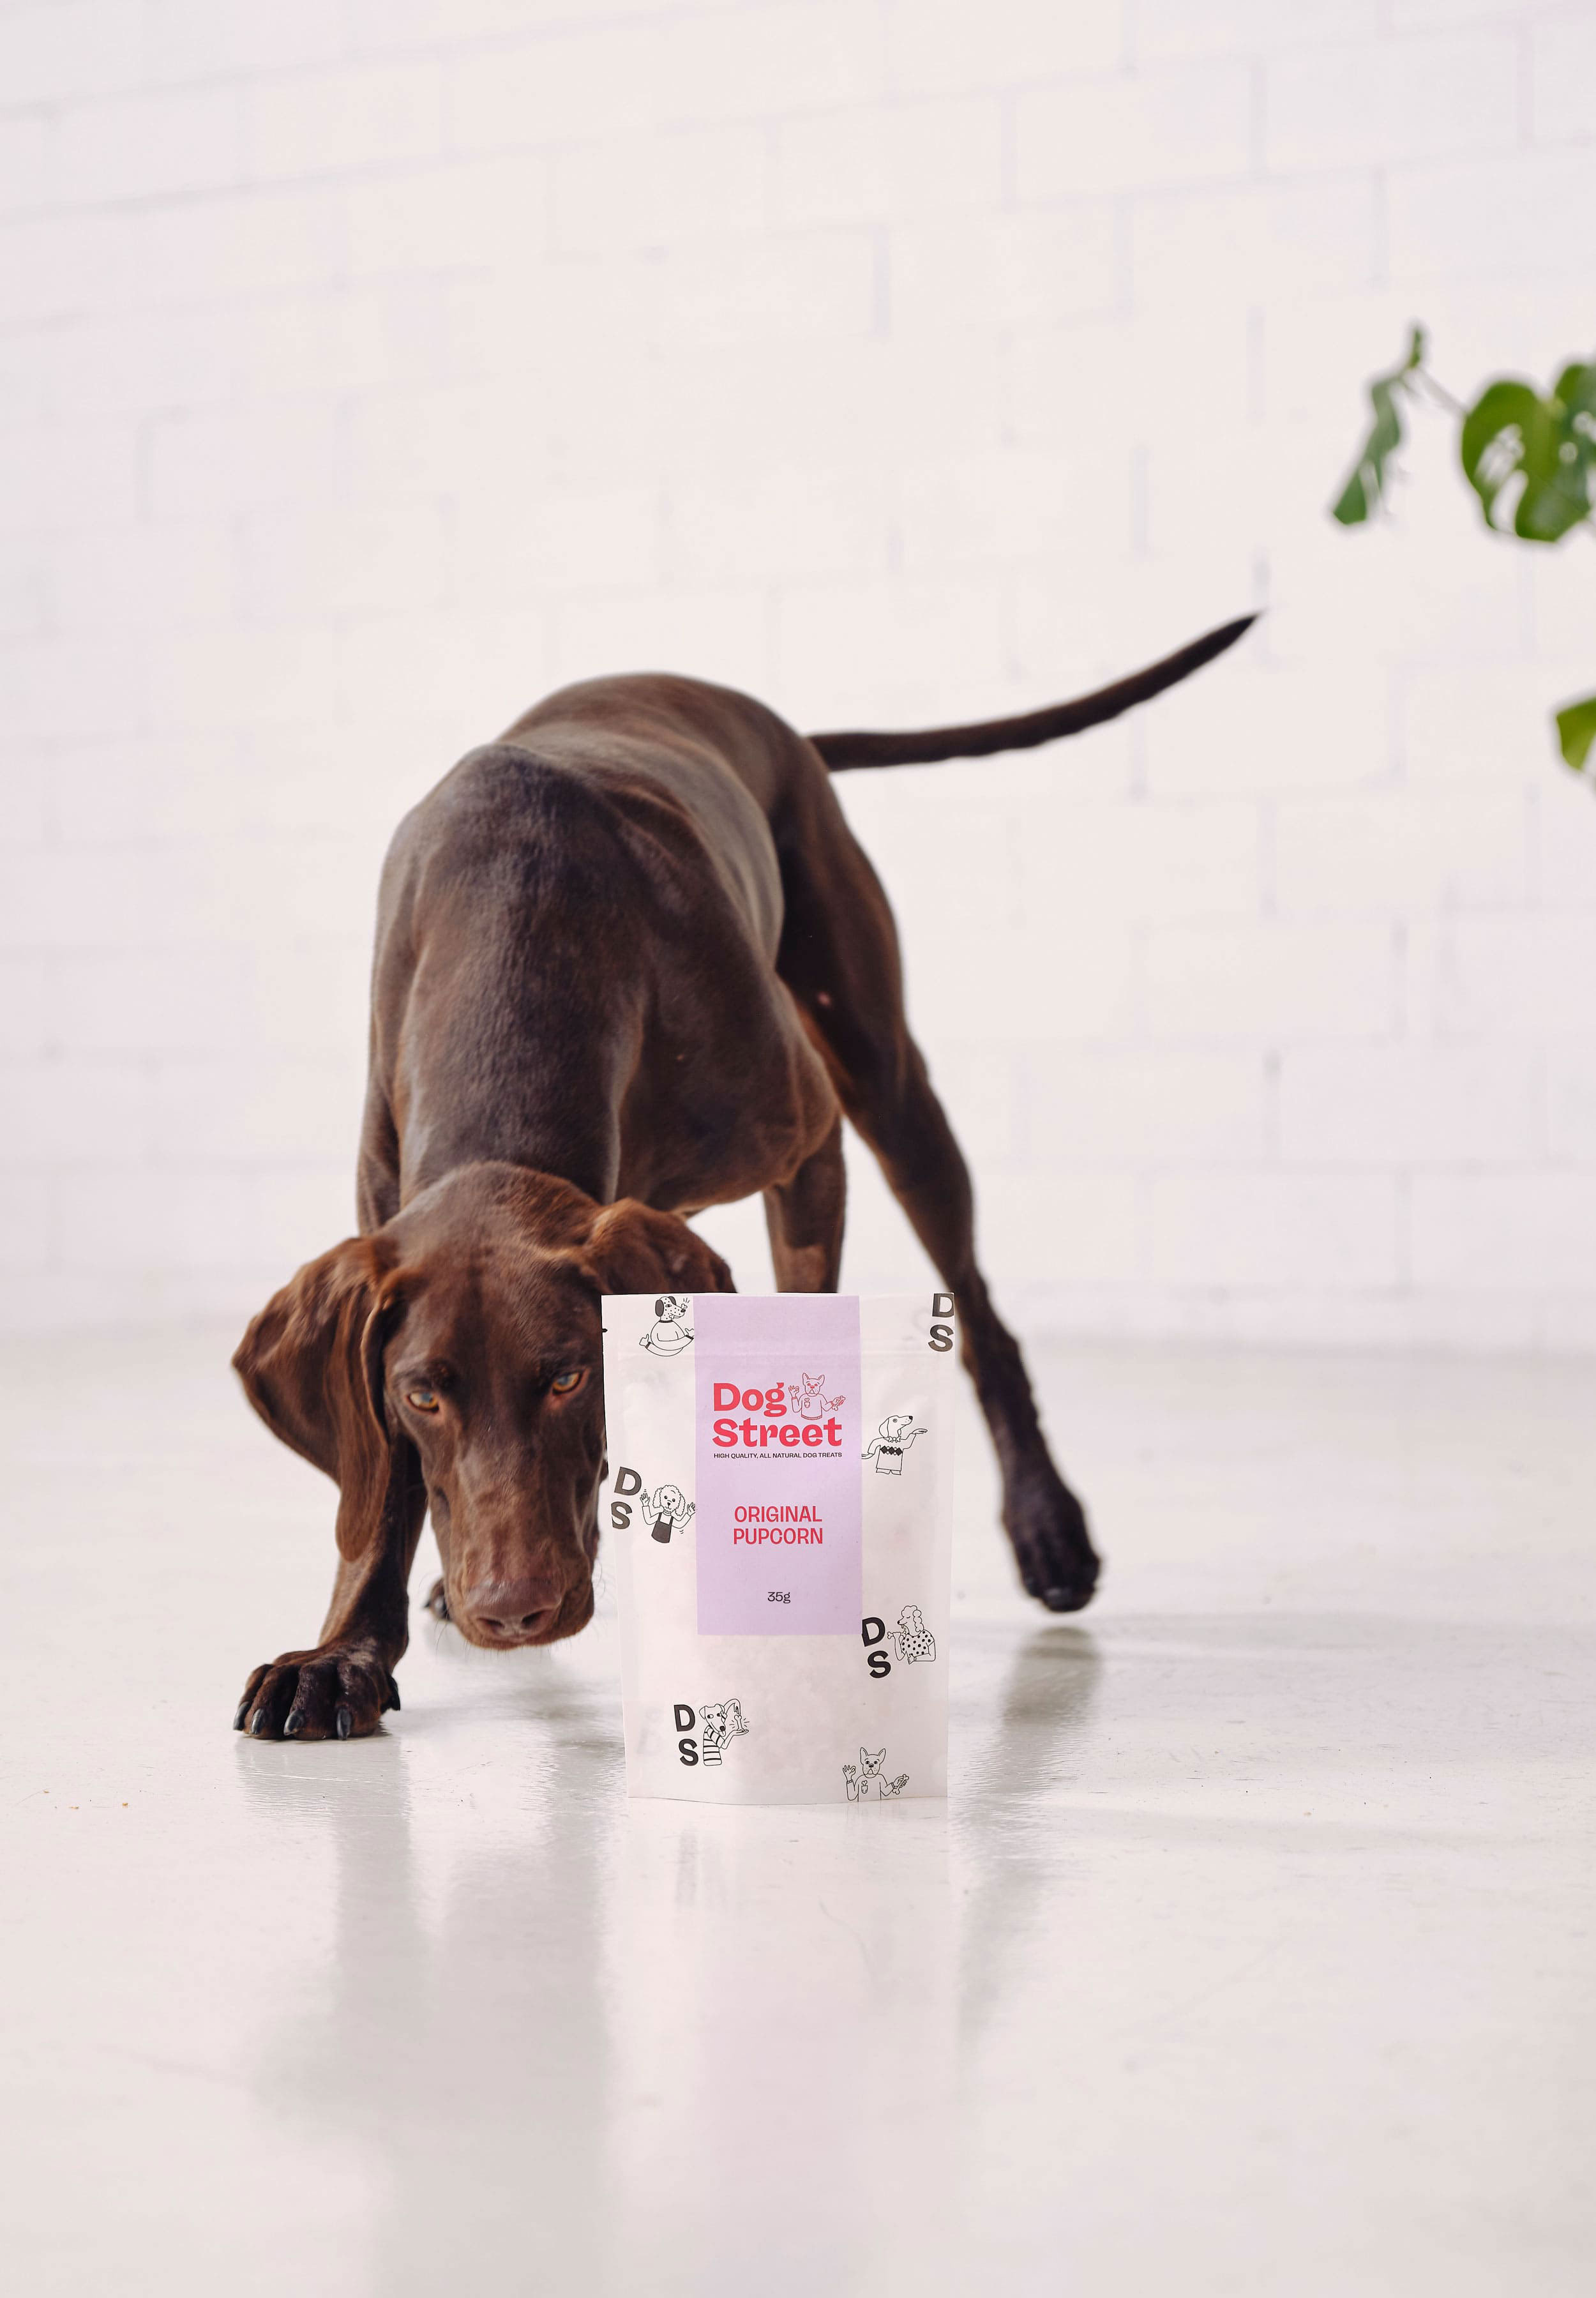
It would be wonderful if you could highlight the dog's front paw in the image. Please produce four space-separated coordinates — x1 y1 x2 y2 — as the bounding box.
1005 1468 1101 1614
233 1642 400 1741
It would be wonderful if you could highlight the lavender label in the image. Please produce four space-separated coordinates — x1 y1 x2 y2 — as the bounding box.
693 1294 862 1636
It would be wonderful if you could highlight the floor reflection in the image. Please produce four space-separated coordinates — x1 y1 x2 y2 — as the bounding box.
236 1677 624 2289
954 1625 1104 2052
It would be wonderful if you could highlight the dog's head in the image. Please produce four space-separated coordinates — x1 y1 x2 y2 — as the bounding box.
232 1161 732 1650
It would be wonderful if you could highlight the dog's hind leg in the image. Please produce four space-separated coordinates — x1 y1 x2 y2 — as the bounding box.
764 1113 846 1292
845 1035 1098 1610
772 806 1099 1610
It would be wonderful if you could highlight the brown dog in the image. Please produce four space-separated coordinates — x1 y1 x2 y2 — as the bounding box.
233 617 1253 1739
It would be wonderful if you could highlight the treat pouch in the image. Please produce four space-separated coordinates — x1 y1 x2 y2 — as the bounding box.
601 1291 958 1804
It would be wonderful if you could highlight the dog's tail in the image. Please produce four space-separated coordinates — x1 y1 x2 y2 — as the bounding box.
808 614 1256 772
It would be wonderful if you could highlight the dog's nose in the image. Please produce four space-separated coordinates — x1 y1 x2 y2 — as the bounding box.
463 1575 565 1637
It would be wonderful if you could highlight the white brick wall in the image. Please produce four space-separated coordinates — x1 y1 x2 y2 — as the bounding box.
3 0 1594 1348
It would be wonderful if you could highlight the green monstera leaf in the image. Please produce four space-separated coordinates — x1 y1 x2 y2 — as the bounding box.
1555 691 1596 774
1330 326 1426 526
1459 360 1596 543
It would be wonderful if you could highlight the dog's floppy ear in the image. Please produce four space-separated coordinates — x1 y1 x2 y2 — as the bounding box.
233 1237 409 1561
576 1199 735 1297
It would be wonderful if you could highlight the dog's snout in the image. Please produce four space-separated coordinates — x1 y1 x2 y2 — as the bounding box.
463 1573 567 1638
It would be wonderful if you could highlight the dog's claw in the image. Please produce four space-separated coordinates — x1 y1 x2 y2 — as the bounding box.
383 1678 401 1712
249 1709 268 1736
282 1712 303 1737
232 1698 250 1731
335 1706 352 1740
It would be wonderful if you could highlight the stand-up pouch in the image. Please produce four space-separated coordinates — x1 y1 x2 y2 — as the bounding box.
601 1291 957 1804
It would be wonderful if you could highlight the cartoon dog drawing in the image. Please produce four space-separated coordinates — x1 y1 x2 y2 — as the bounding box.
640 1295 695 1355
845 1746 910 1800
863 1414 928 1476
699 1698 749 1765
892 1604 936 1664
642 1482 695 1544
790 1370 845 1414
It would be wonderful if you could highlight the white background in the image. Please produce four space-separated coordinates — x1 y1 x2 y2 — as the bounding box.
3 0 1595 1347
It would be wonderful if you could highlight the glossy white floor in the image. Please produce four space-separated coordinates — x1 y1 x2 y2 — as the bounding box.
3 1326 1592 2296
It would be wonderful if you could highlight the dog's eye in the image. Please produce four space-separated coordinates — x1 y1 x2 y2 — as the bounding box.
405 1385 440 1414
550 1369 586 1396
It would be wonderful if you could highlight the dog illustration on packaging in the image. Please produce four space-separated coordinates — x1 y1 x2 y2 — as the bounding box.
642 1482 695 1544
699 1699 748 1765
845 1746 910 1801
789 1370 845 1414
892 1604 936 1664
864 1414 928 1476
640 1295 694 1355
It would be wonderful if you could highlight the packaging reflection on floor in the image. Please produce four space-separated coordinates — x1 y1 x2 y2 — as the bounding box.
601 1290 956 1803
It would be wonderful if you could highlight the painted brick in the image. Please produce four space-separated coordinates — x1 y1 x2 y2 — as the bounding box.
654 3 890 122
52 949 256 1057
237 498 453 622
0 419 139 533
666 468 887 586
1429 917 1596 1041
552 586 771 693
776 577 1007 725
897 449 1130 575
891 210 1120 335
1132 176 1380 307
1015 63 1253 201
1531 15 1596 148
1265 34 1515 172
6 1057 157 1162
1547 1045 1596 1165
1150 1172 1401 1288
249 61 446 181
889 0 1122 93
144 404 345 524
1279 1045 1542 1167
0 633 151 741
1402 664 1581 787
1389 150 1596 281
0 1168 51 1272
1144 665 1388 797
556 126 768 253
0 2 141 107
1147 921 1397 1041
347 155 549 276
152 1058 363 1164
1533 774 1596 912
44 522 234 633
145 0 348 82
1411 1174 1596 1291
1273 788 1530 915
56 85 245 207
1014 796 1263 925
1135 1 1380 59
455 481 663 600
978 1171 1143 1287
0 114 56 221
776 98 1002 227
1024 1048 1268 1164
656 231 878 347
0 957 52 1058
